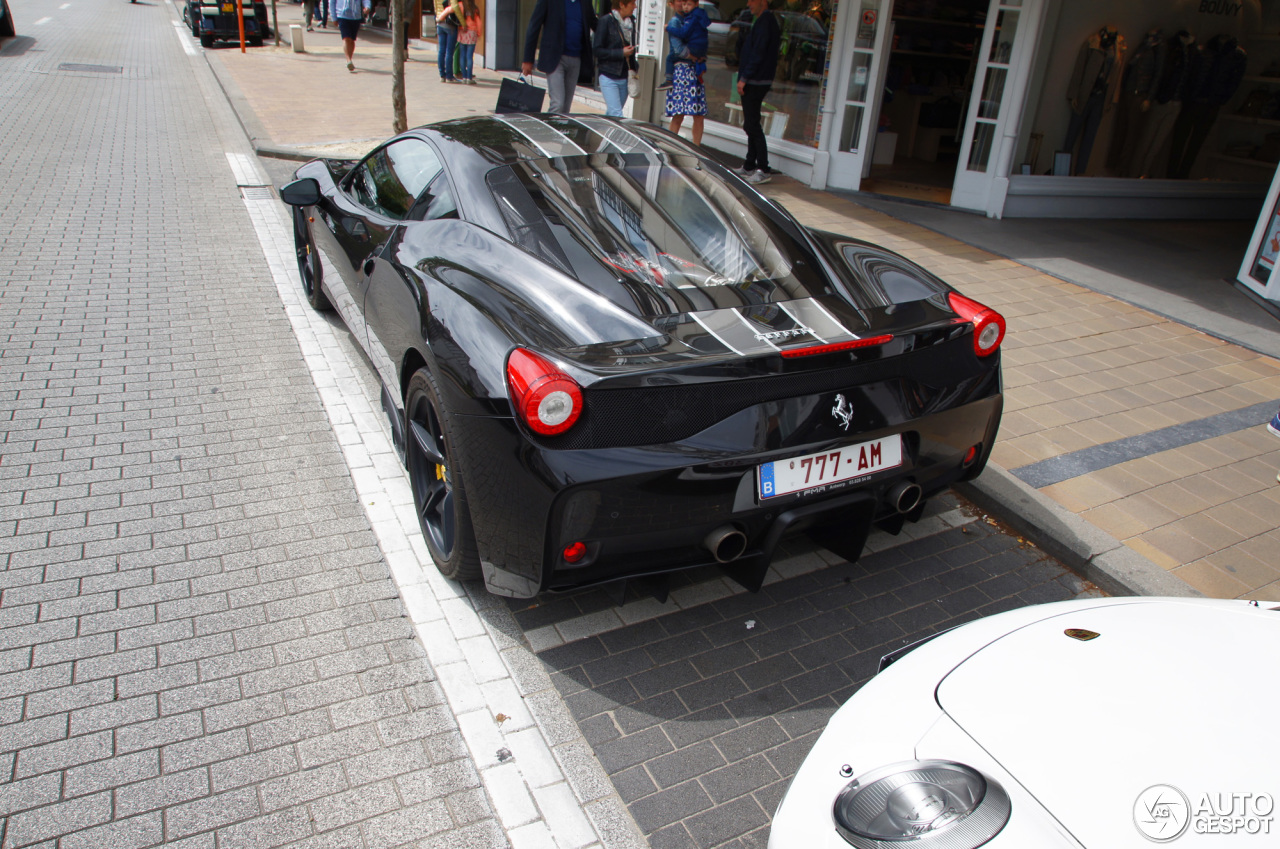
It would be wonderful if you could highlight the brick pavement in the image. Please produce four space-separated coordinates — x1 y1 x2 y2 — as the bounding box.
523 517 1100 849
0 1 506 846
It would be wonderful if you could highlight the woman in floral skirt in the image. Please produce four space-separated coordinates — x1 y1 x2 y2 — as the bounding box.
665 61 705 144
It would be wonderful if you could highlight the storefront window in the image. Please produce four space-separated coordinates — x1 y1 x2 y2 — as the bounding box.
988 8 1018 65
1024 1 1269 181
840 104 865 152
701 0 834 148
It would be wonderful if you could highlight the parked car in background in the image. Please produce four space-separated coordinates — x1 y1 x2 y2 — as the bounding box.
777 10 827 82
279 114 1005 599
771 597 1280 848
701 0 732 57
182 0 270 48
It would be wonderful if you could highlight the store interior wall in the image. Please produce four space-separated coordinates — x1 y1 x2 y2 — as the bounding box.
1023 0 1266 178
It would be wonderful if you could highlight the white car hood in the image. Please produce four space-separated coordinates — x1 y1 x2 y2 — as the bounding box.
937 599 1280 848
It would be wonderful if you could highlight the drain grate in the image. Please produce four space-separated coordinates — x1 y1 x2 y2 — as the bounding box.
240 186 276 201
58 63 123 74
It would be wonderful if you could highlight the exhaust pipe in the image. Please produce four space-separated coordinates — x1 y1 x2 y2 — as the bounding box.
704 525 748 563
887 481 922 515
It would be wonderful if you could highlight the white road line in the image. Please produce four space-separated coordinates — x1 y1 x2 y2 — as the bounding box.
238 184 646 849
172 20 199 56
34 16 52 24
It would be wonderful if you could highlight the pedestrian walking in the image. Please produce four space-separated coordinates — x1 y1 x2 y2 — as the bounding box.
1269 404 1280 483
333 0 372 72
318 0 329 27
593 0 637 117
521 0 598 114
434 0 460 82
734 0 780 184
303 0 317 30
455 0 482 84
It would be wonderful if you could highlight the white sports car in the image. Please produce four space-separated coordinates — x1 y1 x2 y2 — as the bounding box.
769 597 1280 848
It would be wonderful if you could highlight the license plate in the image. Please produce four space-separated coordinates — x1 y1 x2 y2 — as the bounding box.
758 435 902 499
222 3 234 11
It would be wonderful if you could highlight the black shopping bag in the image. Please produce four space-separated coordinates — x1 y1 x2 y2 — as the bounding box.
496 76 546 114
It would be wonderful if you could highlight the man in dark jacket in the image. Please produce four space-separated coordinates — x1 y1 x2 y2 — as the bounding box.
735 0 781 183
522 0 598 113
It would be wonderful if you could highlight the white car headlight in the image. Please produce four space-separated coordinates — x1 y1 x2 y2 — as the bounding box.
832 760 1011 848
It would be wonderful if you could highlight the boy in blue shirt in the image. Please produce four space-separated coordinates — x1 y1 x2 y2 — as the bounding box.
657 0 709 90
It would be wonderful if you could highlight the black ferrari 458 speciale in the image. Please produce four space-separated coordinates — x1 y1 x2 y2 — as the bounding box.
280 114 1004 599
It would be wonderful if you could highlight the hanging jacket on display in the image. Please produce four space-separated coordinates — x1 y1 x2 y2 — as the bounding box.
1167 34 1246 178
1066 27 1126 109
1193 33 1247 107
1155 32 1201 105
1111 29 1166 172
1123 31 1167 102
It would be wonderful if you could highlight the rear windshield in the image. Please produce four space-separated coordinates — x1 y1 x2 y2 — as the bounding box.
487 154 836 317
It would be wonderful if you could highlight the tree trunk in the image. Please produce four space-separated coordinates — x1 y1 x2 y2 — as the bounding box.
392 0 407 134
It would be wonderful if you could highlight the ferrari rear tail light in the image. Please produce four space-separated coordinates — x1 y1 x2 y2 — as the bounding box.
963 445 978 466
948 292 1006 357
779 335 893 359
506 348 583 436
563 542 587 563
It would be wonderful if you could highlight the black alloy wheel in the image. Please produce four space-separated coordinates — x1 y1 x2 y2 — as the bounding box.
405 369 480 581
292 207 331 311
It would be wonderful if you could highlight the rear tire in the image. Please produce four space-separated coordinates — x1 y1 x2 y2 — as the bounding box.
292 208 331 311
405 369 481 582
200 32 214 48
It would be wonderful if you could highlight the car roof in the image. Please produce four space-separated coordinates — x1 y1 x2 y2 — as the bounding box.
416 114 698 167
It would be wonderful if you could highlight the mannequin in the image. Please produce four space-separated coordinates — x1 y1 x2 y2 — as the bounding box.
1167 33 1246 178
1111 28 1165 175
1064 26 1126 176
1130 30 1196 178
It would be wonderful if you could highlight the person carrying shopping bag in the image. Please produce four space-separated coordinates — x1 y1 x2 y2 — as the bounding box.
521 0 598 114
593 0 637 116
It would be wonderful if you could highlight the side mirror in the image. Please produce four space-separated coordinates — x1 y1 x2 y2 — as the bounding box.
280 178 322 207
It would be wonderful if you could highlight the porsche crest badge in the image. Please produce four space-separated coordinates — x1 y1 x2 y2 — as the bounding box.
1064 628 1100 641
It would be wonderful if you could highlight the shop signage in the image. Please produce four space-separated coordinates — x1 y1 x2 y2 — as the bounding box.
1198 0 1243 15
858 6 876 41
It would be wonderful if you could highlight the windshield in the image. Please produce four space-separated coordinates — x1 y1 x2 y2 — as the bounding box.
488 153 836 317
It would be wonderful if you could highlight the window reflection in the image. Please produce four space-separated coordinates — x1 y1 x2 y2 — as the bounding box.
695 0 833 148
348 140 443 220
495 153 830 314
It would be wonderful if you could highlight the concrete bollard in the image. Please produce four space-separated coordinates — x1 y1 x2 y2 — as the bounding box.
290 24 305 53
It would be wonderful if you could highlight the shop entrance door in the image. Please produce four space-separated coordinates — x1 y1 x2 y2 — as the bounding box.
822 0 1046 214
950 0 1047 214
821 0 894 192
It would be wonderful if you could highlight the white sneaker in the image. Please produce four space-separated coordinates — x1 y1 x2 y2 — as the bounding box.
743 170 771 185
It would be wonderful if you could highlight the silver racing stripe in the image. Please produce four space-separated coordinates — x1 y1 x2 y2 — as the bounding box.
493 114 588 158
781 298 858 342
567 117 663 156
689 311 745 355
678 299 866 357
